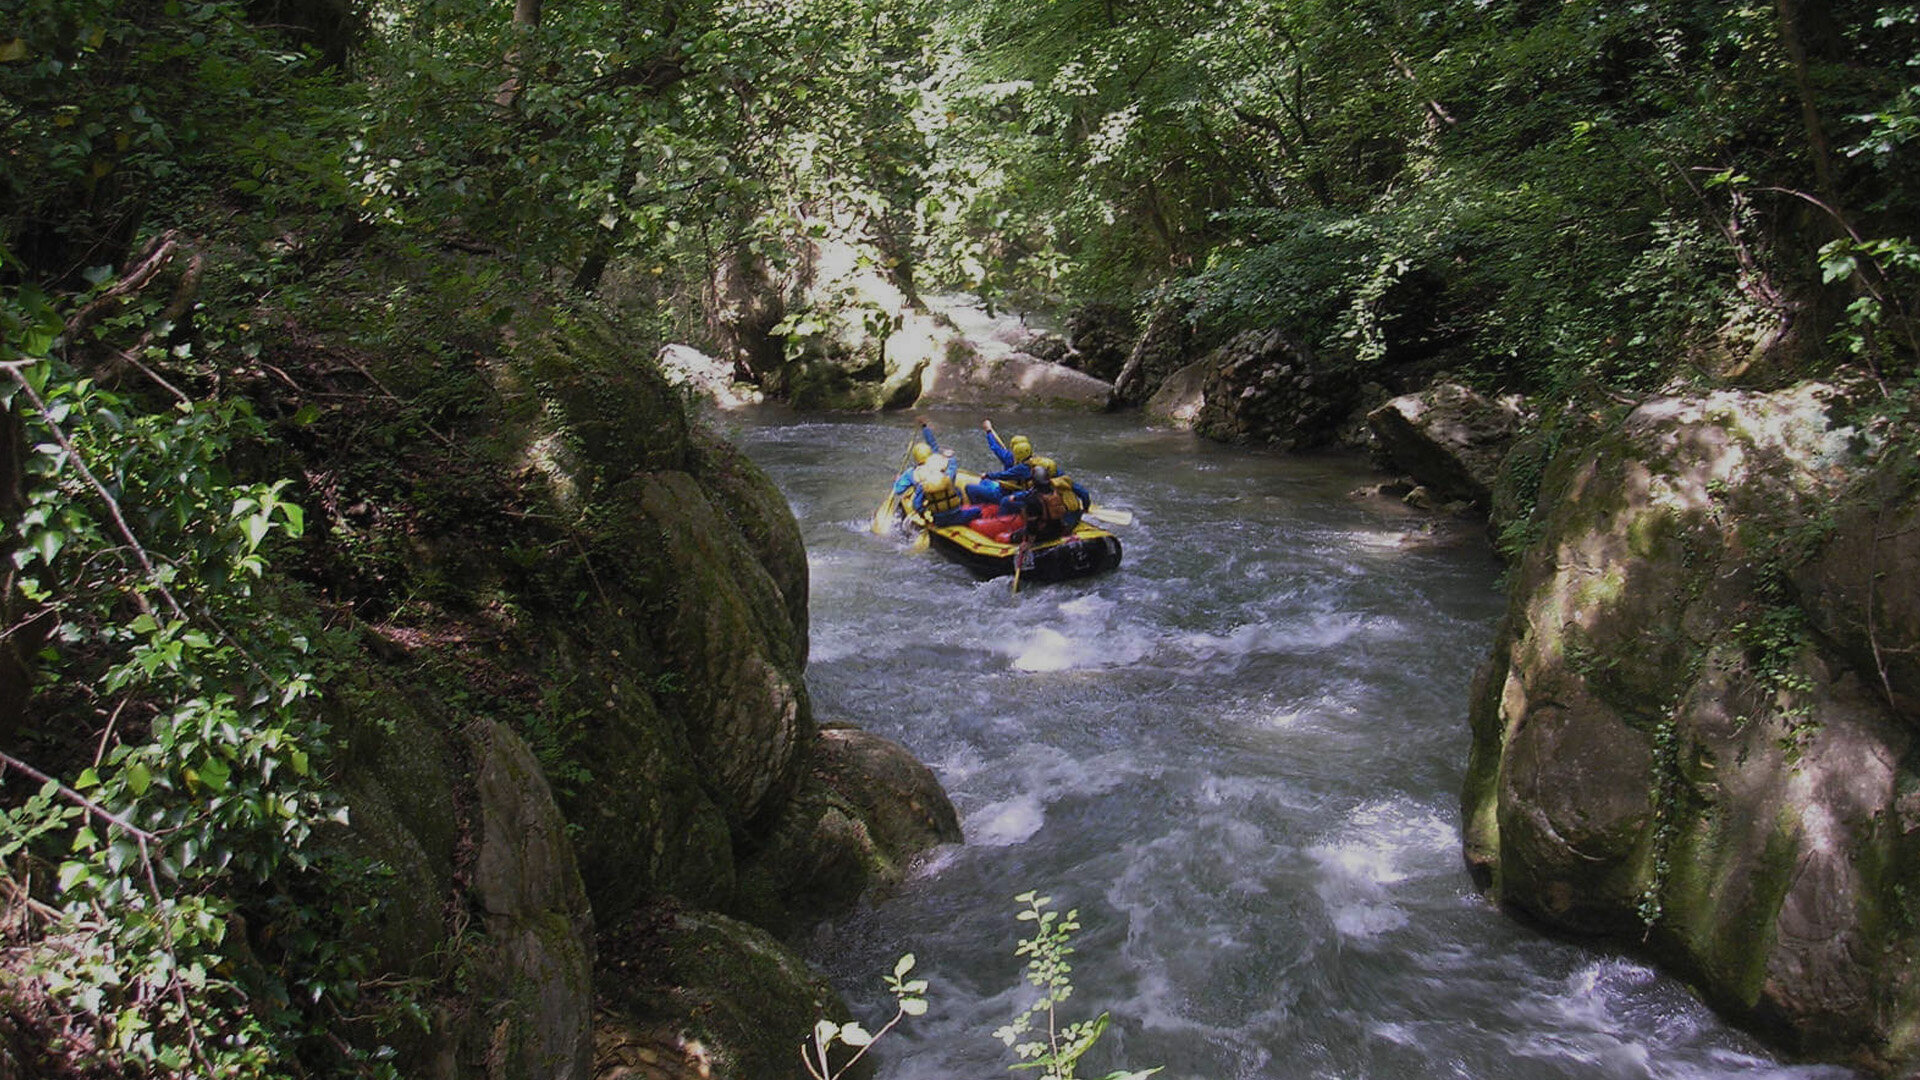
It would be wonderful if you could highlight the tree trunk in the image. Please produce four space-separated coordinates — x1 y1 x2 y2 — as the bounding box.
0 402 44 746
495 0 544 109
1774 0 1840 213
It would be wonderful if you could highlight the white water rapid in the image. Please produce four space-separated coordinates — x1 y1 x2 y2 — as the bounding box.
725 407 1857 1080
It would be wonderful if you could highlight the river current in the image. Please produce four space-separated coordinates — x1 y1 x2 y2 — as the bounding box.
724 406 1856 1080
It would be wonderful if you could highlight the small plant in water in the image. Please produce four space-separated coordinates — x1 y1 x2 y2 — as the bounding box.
803 892 1158 1080
804 953 928 1080
994 892 1161 1080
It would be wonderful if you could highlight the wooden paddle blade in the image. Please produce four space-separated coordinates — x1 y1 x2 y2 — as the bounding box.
1085 505 1134 526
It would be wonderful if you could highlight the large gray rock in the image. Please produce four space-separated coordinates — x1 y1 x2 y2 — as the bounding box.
1791 453 1920 719
656 344 764 410
470 720 596 1080
915 342 1115 411
1145 329 1357 449
732 724 962 933
1143 359 1208 428
1463 382 1920 1073
326 683 597 1080
1368 382 1530 508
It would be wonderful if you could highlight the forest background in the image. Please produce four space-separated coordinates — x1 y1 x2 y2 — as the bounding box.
2 0 1917 1074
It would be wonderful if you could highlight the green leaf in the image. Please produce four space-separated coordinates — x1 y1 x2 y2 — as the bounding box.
57 859 93 892
195 757 230 793
125 761 151 796
838 1022 873 1047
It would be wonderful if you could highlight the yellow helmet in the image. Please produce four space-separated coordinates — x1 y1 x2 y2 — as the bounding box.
910 442 934 465
1009 435 1033 462
1030 455 1058 476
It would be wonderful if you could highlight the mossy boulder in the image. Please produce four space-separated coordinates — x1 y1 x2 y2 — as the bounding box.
596 907 858 1080
734 724 963 931
322 676 596 1080
1367 382 1530 510
1464 381 1920 1073
272 268 958 1080
1145 328 1358 449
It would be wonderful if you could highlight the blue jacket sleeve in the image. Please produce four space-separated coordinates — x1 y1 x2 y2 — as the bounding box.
1072 479 1091 504
985 429 1015 468
892 467 915 497
921 424 940 454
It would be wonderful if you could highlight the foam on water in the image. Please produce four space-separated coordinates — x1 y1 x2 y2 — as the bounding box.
968 792 1047 845
728 409 1861 1080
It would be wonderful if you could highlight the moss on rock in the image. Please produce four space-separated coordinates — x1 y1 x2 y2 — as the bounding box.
1468 380 1920 1073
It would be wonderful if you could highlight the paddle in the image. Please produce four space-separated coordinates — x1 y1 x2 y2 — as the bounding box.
873 425 923 535
1084 505 1134 526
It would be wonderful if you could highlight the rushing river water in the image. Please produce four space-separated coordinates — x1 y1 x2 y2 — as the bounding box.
724 406 1856 1080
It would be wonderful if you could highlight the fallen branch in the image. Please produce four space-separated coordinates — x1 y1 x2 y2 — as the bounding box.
62 232 183 340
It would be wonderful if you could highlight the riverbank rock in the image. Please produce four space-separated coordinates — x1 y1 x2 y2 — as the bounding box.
1367 382 1530 509
733 725 963 932
596 907 857 1080
1064 302 1136 382
1144 328 1358 450
258 277 956 1079
657 344 764 410
325 675 598 1079
1462 380 1920 1073
915 342 1115 411
1112 295 1194 404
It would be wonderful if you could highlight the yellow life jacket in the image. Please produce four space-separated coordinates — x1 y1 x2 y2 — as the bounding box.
1053 476 1085 514
917 466 962 515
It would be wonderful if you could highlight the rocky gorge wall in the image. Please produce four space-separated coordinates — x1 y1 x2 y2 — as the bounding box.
1457 382 1920 1073
273 292 960 1079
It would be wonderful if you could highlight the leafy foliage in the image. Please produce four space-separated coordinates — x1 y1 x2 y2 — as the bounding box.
0 264 395 1074
993 892 1160 1080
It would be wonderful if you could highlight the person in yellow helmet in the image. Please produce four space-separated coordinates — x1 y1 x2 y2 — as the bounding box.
890 419 944 501
1005 456 1092 532
973 418 1040 502
909 449 983 527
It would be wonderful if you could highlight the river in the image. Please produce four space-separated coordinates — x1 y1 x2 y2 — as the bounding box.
722 406 1855 1080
